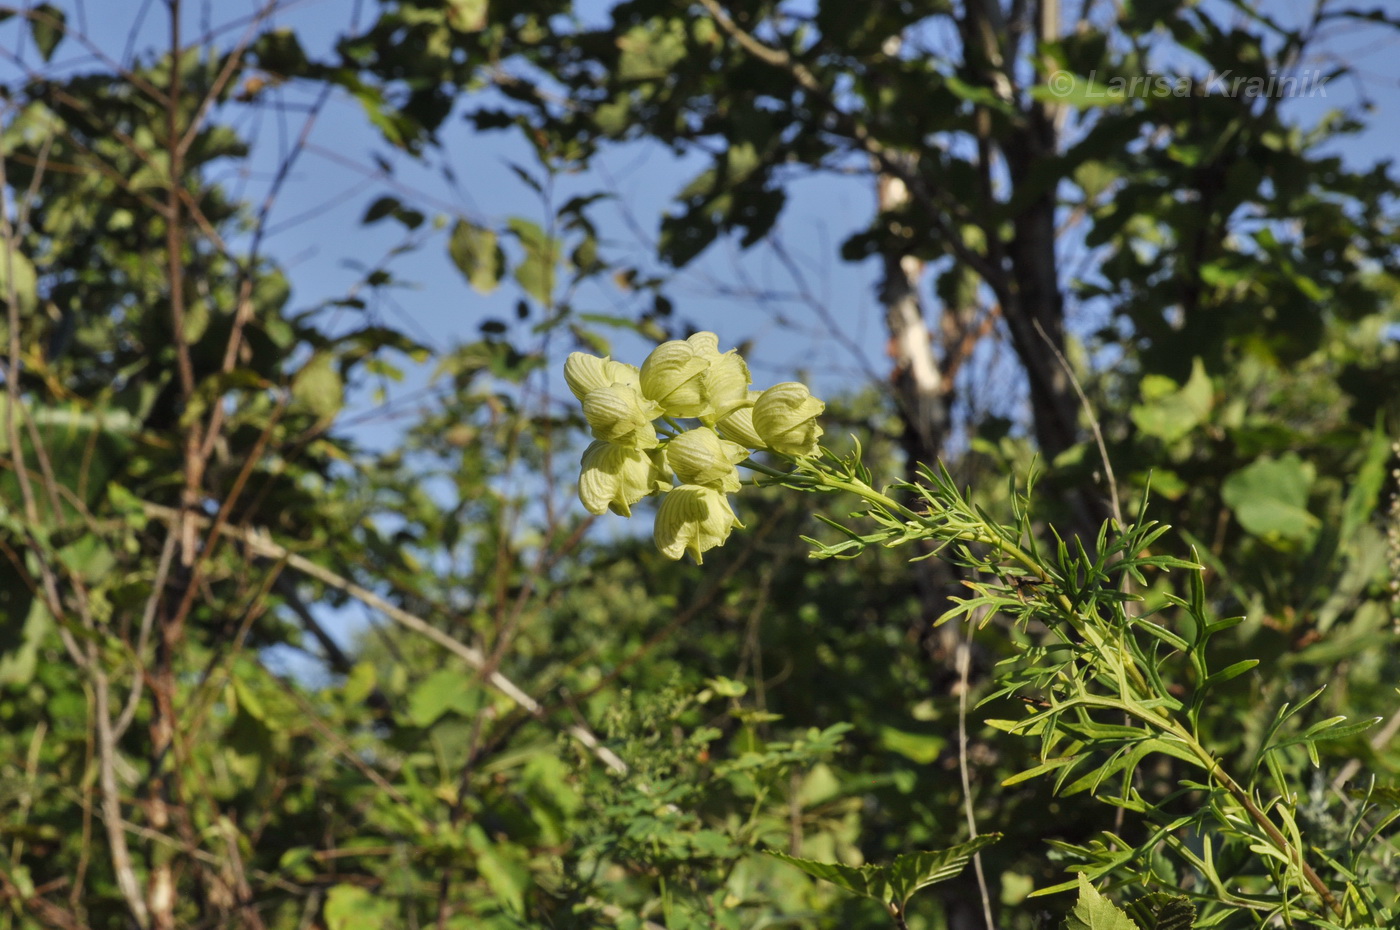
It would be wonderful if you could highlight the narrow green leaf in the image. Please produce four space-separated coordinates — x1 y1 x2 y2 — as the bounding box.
1204 659 1258 687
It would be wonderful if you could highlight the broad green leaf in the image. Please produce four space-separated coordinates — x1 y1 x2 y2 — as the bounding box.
1030 72 1128 108
406 669 477 727
0 596 49 686
1064 873 1141 930
507 218 558 303
1221 453 1318 542
30 4 66 62
343 661 377 705
1129 358 1212 443
617 18 689 81
324 884 394 930
0 248 38 312
446 0 488 32
0 397 136 523
467 826 529 914
1339 423 1392 540
291 353 344 420
449 219 502 294
878 726 947 764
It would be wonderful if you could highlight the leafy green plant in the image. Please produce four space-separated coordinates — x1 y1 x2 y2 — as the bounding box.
768 836 999 930
571 336 1400 929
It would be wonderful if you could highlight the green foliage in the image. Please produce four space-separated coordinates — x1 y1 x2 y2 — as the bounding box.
1064 874 1139 930
1 2 1397 930
572 333 1400 927
768 835 1000 917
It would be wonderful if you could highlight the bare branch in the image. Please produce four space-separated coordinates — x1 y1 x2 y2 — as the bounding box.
138 501 630 776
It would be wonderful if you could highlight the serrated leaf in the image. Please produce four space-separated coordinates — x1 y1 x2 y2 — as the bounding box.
1064 873 1141 930
768 835 999 909
885 835 1001 905
766 850 885 902
1124 892 1195 930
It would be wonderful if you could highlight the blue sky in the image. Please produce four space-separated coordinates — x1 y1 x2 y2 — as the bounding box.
2 0 1393 673
9 0 1390 447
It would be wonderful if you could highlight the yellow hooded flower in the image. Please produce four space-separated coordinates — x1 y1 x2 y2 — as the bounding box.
716 390 766 450
582 383 662 449
702 350 751 421
653 484 742 564
578 440 671 516
564 352 641 401
639 338 712 418
664 427 749 493
753 382 825 456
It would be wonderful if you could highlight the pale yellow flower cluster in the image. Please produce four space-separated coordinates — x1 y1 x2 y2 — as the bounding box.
566 332 824 563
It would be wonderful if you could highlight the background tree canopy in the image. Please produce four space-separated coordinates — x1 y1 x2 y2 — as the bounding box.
0 1 1396 928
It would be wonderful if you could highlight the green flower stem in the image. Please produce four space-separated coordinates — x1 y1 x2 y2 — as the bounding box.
775 455 1342 917
1175 724 1342 918
1090 696 1340 918
796 463 1155 697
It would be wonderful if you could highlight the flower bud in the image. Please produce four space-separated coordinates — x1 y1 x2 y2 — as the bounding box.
582 383 662 449
716 393 766 450
753 382 824 456
578 440 670 516
664 427 749 493
564 352 641 401
639 339 712 418
653 484 742 564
